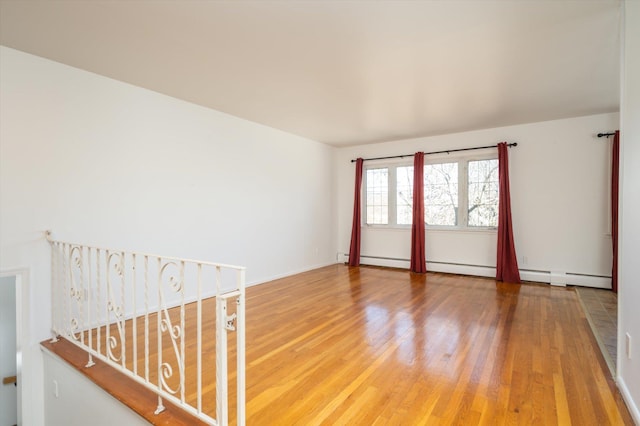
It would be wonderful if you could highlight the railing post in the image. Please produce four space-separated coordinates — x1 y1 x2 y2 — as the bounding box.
196 263 203 415
216 295 229 426
144 255 150 383
105 251 111 363
237 268 246 426
49 238 59 343
62 243 69 339
96 248 101 357
155 256 165 415
179 261 186 405
74 246 88 363
120 252 126 370
86 247 95 368
132 253 137 376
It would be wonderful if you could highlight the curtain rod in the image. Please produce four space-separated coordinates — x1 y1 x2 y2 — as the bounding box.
597 132 616 138
350 142 517 163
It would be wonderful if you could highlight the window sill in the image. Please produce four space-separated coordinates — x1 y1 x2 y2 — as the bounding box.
363 225 497 235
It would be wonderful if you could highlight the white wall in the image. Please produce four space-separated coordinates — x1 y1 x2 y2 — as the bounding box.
0 46 336 424
335 113 619 287
42 349 150 426
617 1 640 422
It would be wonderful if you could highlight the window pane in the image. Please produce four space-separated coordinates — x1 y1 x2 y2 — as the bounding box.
468 159 499 227
424 162 458 226
366 168 388 224
396 166 413 225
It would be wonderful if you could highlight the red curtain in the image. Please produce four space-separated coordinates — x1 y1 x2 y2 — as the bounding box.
611 131 620 293
410 152 427 273
348 158 364 266
496 142 521 283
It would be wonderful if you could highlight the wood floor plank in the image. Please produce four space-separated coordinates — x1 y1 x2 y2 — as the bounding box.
43 265 634 425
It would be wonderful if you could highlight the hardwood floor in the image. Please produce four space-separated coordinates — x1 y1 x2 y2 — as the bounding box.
43 265 634 425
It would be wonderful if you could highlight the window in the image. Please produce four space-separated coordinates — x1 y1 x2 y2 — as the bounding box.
468 159 499 227
425 162 458 226
364 156 498 229
396 166 413 225
365 168 389 225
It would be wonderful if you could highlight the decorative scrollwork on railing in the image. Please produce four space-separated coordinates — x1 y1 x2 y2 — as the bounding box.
160 362 176 394
69 317 81 341
162 318 182 340
110 253 125 279
105 251 126 363
157 260 185 396
107 335 120 360
161 261 183 293
68 246 84 341
69 286 82 301
105 300 124 362
107 300 124 318
46 233 247 426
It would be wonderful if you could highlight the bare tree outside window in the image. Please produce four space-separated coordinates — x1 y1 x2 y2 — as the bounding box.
366 168 389 224
425 162 459 226
397 166 413 225
468 159 499 227
365 157 498 228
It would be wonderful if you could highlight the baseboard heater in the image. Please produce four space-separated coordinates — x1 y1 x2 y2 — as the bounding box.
337 253 611 289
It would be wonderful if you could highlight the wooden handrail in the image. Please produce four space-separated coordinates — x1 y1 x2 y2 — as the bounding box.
2 375 17 385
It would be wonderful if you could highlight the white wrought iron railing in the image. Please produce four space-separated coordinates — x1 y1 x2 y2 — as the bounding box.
46 232 246 426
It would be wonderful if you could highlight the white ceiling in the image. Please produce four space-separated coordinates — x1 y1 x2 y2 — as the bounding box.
0 1 621 147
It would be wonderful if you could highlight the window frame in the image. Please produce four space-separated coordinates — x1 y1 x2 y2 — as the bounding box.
363 166 391 226
466 156 500 229
362 153 499 231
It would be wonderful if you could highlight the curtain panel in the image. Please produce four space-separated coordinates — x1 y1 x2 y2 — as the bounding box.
611 131 620 293
410 152 427 273
348 158 364 266
496 142 521 283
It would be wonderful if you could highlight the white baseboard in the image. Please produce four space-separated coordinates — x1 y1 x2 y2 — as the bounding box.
247 261 338 288
564 274 612 288
348 256 410 270
337 253 612 289
427 262 494 278
617 376 640 425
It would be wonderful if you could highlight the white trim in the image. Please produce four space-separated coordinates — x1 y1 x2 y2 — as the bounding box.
429 262 494 277
564 274 612 288
336 253 612 288
246 261 337 287
617 376 640 425
363 224 497 234
0 267 30 426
